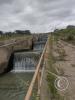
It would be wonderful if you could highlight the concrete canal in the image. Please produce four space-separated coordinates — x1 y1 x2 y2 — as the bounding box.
0 35 48 100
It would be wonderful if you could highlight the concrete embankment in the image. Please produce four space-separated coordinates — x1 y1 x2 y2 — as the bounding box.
0 47 12 74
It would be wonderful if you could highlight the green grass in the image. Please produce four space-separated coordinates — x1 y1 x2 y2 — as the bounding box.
46 35 64 100
0 34 32 41
53 26 75 45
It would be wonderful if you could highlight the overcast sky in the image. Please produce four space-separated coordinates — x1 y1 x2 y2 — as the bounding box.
0 0 75 33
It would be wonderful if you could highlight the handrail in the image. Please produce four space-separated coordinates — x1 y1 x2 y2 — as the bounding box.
24 39 48 100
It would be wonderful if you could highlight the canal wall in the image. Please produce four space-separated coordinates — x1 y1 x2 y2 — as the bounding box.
0 47 13 74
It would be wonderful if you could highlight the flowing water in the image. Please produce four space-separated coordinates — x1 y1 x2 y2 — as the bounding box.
12 52 40 72
0 39 47 100
33 41 45 51
0 72 34 100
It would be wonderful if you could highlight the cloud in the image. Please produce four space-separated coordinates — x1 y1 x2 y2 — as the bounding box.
0 0 75 32
0 0 13 5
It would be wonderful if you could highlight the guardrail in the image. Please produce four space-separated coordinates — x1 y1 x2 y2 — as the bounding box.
24 39 48 100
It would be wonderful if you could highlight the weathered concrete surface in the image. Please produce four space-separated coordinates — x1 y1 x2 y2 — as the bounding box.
0 47 12 74
0 38 33 74
13 38 33 51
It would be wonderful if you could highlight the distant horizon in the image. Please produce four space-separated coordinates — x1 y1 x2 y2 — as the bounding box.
0 24 75 33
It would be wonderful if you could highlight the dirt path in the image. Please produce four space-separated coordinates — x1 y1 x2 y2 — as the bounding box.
55 40 75 100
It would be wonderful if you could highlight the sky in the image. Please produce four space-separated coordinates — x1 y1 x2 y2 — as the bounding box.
0 0 75 33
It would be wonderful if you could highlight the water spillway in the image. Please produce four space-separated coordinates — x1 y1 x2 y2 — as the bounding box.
33 41 46 52
12 52 40 72
0 51 40 100
0 34 48 100
12 40 46 73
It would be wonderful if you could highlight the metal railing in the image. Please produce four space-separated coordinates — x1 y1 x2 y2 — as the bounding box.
24 39 48 100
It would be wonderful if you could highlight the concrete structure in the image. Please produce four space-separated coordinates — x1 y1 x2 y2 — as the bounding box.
0 38 33 74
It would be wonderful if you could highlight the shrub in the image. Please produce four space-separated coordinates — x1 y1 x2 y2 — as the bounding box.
66 35 74 41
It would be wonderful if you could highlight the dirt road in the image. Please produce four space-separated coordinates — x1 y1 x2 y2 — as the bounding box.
55 40 75 100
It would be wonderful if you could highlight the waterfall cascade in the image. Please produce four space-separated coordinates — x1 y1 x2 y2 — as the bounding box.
12 52 40 72
12 35 48 73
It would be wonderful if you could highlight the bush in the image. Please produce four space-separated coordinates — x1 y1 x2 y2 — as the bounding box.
67 35 74 41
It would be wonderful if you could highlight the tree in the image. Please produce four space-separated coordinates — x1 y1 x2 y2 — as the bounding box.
15 30 31 35
0 31 3 35
24 30 31 35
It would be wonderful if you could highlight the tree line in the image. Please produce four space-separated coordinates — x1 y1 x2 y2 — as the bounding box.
0 30 31 36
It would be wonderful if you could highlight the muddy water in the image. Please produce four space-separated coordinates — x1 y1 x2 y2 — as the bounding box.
0 72 34 100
